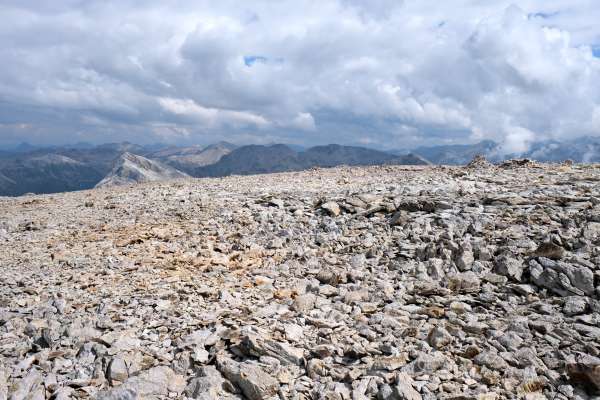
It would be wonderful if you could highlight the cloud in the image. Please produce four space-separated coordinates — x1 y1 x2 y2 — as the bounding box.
0 1 599 150
498 126 536 155
289 112 316 131
158 97 269 128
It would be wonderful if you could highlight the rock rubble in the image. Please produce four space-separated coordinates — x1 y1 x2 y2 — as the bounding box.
1 163 600 399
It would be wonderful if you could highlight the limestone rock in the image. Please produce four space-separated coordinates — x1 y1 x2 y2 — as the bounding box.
494 255 524 282
321 201 341 216
217 357 279 400
2 164 600 398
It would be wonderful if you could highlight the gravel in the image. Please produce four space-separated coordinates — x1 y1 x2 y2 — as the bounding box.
1 162 600 399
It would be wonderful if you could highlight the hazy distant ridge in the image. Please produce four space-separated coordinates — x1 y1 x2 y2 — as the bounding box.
3 137 600 196
195 144 429 177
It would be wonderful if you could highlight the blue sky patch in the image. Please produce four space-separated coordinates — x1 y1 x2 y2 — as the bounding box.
593 46 600 58
244 55 268 66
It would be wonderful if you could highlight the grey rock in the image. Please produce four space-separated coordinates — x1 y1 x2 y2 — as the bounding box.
184 366 226 399
321 201 341 216
473 351 508 370
377 384 394 400
564 297 588 316
217 357 279 400
284 323 304 342
427 259 445 280
427 326 453 349
567 353 600 393
107 355 129 384
8 369 43 400
240 334 304 366
494 255 524 282
97 366 186 399
529 258 595 296
402 352 447 375
394 373 422 400
573 323 600 339
498 332 523 351
292 293 316 313
455 247 474 271
0 369 7 400
447 272 481 293
533 242 565 260
371 355 409 371
96 388 137 400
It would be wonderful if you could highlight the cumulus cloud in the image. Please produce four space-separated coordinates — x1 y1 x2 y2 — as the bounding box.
498 126 537 155
0 0 599 150
158 97 269 128
289 112 316 131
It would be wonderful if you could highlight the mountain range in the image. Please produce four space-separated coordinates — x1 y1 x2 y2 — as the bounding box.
391 137 600 165
1 136 600 196
195 144 428 177
0 142 428 196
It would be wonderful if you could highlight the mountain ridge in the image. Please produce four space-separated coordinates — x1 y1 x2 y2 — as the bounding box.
95 152 189 188
149 141 237 173
3 137 600 196
196 144 429 177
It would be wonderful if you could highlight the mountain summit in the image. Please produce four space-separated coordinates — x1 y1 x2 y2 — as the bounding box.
95 152 189 188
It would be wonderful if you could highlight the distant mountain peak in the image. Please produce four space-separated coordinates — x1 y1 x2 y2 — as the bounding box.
95 152 189 188
204 141 237 150
148 141 238 173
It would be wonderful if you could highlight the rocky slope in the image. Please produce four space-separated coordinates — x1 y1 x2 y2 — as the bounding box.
150 142 237 174
0 154 104 196
1 161 600 399
95 152 189 188
0 144 146 196
195 144 306 177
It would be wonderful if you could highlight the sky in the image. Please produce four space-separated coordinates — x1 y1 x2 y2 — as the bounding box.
1 1 600 152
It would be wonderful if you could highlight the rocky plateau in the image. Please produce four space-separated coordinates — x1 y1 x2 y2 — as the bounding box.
1 160 600 399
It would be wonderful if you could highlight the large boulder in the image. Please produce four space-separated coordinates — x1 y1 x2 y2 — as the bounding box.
528 258 595 297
